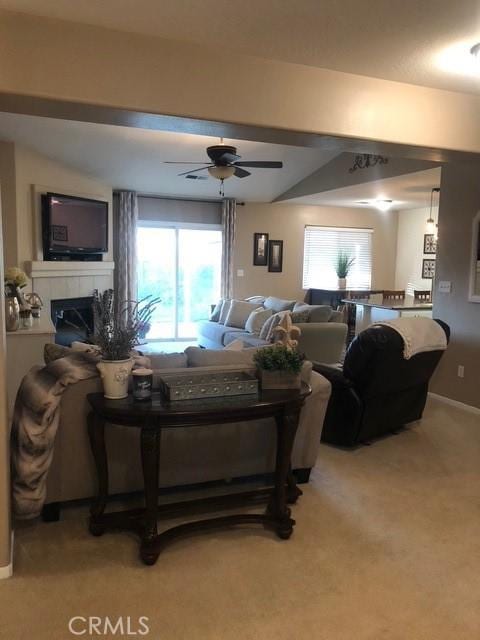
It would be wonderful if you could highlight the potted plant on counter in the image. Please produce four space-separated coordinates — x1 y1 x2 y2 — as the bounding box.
335 251 355 289
92 289 159 399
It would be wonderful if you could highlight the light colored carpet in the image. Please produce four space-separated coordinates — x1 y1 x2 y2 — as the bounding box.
2 396 480 640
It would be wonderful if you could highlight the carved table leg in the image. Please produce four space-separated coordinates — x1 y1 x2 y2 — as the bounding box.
87 411 108 536
140 427 160 565
269 407 301 539
286 465 303 504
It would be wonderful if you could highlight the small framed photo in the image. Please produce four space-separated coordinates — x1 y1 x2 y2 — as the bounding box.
268 240 283 273
422 258 436 279
51 224 68 242
253 232 269 266
423 233 437 254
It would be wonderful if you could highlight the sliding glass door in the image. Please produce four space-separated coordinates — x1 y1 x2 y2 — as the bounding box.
137 223 222 340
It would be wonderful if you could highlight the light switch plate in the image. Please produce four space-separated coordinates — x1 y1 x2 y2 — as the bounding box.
236 269 244 277
438 281 451 293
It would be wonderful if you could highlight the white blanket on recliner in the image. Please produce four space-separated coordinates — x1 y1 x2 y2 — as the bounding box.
373 317 447 360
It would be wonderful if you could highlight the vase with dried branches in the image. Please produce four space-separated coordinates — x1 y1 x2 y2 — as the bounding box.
92 289 160 399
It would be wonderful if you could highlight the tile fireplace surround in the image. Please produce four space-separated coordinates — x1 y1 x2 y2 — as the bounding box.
26 261 115 317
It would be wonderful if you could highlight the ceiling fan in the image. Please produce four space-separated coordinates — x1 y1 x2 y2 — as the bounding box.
164 139 283 195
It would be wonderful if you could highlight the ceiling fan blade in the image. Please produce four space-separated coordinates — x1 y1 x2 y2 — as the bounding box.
178 166 212 177
234 167 251 178
234 161 283 168
217 151 241 164
164 161 209 164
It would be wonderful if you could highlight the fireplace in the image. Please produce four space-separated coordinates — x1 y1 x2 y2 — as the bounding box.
51 296 94 346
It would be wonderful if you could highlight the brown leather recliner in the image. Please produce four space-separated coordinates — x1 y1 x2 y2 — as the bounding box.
314 320 450 447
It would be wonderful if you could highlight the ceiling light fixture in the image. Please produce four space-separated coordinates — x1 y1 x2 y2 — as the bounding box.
207 165 235 180
375 199 393 211
426 187 440 236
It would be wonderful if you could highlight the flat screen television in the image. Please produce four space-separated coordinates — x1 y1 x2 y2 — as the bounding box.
42 192 108 260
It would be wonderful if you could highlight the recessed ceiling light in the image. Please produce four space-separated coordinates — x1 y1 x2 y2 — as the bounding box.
436 40 480 77
356 199 393 211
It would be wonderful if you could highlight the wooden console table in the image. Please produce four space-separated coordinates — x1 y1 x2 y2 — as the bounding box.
87 383 311 566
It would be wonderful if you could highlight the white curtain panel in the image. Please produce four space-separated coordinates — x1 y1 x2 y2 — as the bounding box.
113 191 138 322
221 198 236 299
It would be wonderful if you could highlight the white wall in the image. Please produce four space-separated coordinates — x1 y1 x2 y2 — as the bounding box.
395 206 438 295
233 202 398 301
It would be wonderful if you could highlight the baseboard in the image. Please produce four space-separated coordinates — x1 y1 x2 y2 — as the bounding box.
428 392 480 416
0 531 14 579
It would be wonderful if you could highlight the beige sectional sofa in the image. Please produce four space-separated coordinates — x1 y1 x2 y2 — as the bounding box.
198 295 348 365
45 348 331 517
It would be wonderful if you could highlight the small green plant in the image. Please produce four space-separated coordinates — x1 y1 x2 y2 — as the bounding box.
254 345 304 374
335 251 355 278
92 289 160 360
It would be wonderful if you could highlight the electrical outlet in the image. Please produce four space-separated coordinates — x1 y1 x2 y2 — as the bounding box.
457 365 465 379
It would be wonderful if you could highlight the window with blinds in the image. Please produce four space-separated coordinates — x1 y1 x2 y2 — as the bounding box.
303 226 373 289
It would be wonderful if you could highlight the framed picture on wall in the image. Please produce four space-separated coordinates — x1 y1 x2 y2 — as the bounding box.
423 233 437 254
268 240 283 273
253 232 269 266
422 258 436 279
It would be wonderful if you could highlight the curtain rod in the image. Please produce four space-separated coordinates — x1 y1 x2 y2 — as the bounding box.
115 191 245 206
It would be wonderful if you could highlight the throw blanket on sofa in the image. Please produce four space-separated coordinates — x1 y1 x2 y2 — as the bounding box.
11 351 149 519
373 317 447 360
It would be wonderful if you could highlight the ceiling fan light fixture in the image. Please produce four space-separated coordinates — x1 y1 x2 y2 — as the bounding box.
208 165 235 180
470 42 480 60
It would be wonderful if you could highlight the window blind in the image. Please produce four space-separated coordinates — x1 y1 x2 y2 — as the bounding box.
303 226 373 289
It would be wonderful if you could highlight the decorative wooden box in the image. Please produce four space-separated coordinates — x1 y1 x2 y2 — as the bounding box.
159 371 259 401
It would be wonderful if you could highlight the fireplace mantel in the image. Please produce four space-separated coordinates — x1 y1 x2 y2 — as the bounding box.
26 261 115 279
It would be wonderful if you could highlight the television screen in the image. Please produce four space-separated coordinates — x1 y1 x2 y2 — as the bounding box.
44 192 108 254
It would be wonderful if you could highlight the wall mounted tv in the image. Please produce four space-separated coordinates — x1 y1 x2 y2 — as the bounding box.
42 192 108 261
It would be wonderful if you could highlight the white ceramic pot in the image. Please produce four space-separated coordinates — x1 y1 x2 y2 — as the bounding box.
337 277 347 289
97 358 134 399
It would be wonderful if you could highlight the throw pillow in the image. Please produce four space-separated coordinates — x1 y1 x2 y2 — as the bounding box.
245 308 273 335
293 303 332 323
218 299 232 324
185 346 259 367
259 310 290 342
290 309 310 324
224 300 262 329
263 296 296 313
44 343 72 364
209 299 223 322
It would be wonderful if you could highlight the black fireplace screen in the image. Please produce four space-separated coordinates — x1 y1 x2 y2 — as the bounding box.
51 296 94 346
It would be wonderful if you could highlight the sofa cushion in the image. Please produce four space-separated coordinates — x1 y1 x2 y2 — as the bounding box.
293 303 333 323
223 330 251 346
290 309 310 324
245 307 273 335
218 299 232 324
264 296 296 313
198 320 243 345
146 352 188 369
224 300 262 329
209 299 223 322
185 346 259 367
245 295 266 305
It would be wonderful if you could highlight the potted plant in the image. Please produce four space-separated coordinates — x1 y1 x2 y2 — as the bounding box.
92 289 159 399
335 251 355 289
254 345 304 390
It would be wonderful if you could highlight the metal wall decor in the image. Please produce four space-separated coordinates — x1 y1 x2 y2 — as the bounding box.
268 240 283 273
423 233 437 254
253 232 269 266
422 259 436 280
348 154 389 174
